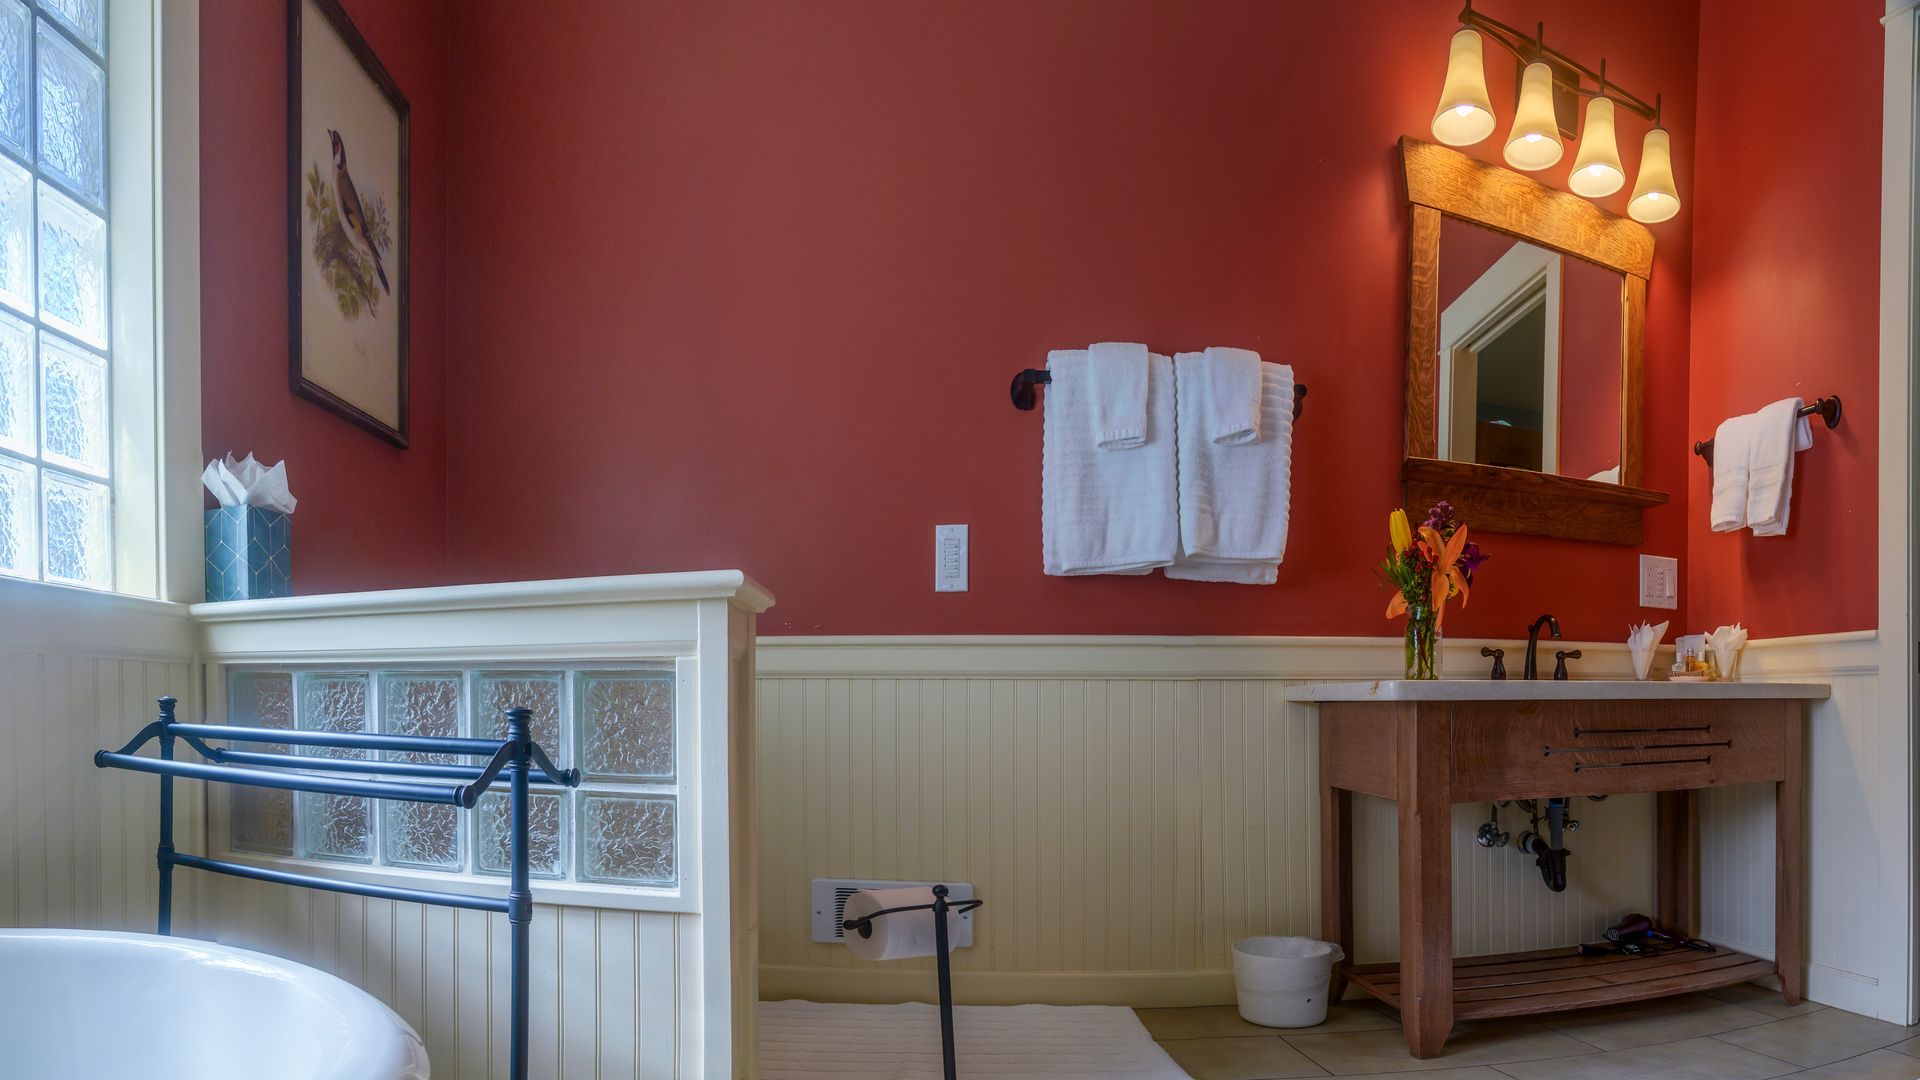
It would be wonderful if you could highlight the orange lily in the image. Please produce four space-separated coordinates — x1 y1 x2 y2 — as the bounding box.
1419 524 1472 628
1385 591 1407 619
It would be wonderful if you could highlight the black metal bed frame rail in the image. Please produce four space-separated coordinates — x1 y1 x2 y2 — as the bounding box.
94 696 582 1080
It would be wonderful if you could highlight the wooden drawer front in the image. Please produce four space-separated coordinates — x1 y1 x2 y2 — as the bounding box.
1453 700 1790 800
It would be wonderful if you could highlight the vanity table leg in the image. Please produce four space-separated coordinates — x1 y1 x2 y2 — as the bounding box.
1776 704 1806 1005
1656 790 1699 938
1321 781 1353 1002
1397 703 1453 1059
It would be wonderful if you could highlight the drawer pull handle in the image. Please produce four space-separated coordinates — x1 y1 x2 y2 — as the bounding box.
1573 756 1712 772
1543 740 1732 756
1574 724 1712 737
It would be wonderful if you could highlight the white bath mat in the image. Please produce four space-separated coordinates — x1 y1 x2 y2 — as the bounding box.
757 1000 1190 1079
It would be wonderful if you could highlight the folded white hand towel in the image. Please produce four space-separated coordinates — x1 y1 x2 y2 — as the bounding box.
1042 350 1178 576
1708 412 1755 533
1191 347 1265 445
1087 342 1150 449
1164 553 1278 584
1168 354 1294 581
1745 397 1813 537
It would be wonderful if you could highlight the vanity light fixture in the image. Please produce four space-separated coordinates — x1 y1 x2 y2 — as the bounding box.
1628 125 1680 222
1568 94 1624 197
1504 59 1564 170
1429 2 1676 220
1431 28 1497 146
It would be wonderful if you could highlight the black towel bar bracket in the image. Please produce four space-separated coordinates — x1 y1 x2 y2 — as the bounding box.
1693 395 1841 468
1010 367 1307 420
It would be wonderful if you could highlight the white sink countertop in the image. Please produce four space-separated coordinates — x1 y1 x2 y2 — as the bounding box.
1283 679 1832 702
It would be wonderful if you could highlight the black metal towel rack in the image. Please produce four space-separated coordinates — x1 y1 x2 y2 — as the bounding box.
95 696 581 1080
1010 367 1307 419
1692 395 1842 468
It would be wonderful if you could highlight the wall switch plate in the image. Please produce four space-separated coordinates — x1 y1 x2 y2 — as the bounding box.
1639 554 1678 609
935 524 968 592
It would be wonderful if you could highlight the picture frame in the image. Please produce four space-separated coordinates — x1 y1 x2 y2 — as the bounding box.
287 0 410 447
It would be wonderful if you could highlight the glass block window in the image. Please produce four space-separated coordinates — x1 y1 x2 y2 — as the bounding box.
0 1 111 590
228 672 295 855
225 664 682 891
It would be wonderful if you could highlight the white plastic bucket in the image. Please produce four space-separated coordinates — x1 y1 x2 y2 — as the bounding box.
1232 936 1343 1028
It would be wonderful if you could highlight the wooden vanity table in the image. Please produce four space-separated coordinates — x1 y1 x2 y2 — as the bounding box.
1289 680 1828 1059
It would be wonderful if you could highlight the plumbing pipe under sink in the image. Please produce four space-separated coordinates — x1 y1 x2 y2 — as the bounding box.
1517 797 1573 892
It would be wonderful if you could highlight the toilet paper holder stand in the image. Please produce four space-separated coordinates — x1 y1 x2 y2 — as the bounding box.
841 884 987 1080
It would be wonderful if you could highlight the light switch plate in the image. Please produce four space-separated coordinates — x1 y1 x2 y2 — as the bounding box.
935 524 968 592
1639 554 1678 609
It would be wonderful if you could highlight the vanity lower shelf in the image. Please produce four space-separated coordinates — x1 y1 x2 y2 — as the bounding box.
1347 944 1775 1021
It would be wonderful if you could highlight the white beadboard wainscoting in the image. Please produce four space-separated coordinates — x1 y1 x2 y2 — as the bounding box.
0 581 199 940
1691 632 1905 1021
184 573 770 1080
754 632 1905 1023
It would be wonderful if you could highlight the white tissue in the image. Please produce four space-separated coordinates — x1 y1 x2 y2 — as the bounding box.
201 453 296 514
1627 620 1669 681
1706 623 1748 681
840 887 963 961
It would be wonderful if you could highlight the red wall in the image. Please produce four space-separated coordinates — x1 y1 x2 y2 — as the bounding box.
1686 0 1882 636
439 0 1701 638
1560 258 1625 481
200 0 450 594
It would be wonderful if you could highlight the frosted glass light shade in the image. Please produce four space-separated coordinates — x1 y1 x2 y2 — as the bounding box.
1431 29 1496 146
1568 96 1625 197
1504 61 1564 171
1629 126 1680 223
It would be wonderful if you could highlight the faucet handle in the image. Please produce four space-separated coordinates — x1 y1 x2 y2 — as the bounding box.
1553 649 1583 681
1481 646 1506 680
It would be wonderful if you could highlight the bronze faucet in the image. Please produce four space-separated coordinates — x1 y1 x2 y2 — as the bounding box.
1524 614 1561 679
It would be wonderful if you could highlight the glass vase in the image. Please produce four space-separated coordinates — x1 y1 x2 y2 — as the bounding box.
1404 604 1442 680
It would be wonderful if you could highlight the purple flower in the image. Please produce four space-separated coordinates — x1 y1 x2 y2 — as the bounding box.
1458 541 1489 583
1423 500 1456 533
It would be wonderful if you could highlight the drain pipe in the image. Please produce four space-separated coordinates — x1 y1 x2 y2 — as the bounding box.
1517 798 1574 892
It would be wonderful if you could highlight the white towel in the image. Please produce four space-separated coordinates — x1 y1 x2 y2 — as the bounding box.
1167 354 1293 583
1041 350 1178 576
1165 550 1279 584
1745 397 1813 536
1087 342 1149 449
1191 346 1264 445
1708 412 1756 533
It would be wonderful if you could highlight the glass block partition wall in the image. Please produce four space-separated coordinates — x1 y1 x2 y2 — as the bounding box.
0 0 114 588
225 665 681 890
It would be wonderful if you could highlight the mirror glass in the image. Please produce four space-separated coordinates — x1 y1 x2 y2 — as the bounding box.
1435 216 1625 484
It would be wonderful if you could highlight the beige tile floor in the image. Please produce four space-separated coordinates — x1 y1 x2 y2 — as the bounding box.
1137 985 1920 1079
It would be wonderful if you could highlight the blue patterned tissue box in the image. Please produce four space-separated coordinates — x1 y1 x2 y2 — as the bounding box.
204 507 291 602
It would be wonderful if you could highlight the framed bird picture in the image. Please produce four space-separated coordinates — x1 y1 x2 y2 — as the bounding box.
288 0 410 447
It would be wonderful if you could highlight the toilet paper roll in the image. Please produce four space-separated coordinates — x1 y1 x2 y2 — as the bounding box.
841 887 963 961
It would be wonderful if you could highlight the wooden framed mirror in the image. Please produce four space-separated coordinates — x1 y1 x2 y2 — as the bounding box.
1401 136 1667 544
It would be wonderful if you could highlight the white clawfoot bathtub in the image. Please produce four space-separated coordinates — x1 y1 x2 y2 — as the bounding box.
0 930 429 1079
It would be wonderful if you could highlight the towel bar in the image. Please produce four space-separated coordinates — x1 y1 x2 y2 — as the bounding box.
1010 367 1307 419
1693 396 1840 468
96 696 581 1080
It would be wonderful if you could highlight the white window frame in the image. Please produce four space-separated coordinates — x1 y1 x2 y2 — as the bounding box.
0 0 200 648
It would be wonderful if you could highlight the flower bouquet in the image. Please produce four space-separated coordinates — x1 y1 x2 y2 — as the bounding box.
1380 500 1487 680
